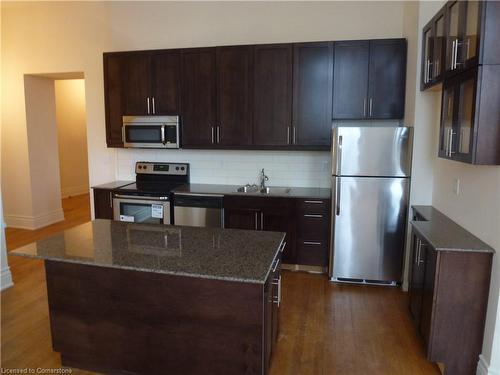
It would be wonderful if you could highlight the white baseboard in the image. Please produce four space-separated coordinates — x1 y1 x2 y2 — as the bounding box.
477 355 500 375
4 208 65 230
1 266 13 291
61 184 89 198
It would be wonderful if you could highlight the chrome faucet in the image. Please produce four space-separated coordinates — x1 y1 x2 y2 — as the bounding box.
259 168 269 192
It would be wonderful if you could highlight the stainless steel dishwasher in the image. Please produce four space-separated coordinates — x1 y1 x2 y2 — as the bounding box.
173 193 224 228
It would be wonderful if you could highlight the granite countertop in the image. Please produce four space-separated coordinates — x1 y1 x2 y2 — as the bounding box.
173 183 331 200
92 180 134 190
411 205 494 253
11 220 285 284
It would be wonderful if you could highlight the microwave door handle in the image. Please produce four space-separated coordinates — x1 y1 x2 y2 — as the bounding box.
161 125 166 144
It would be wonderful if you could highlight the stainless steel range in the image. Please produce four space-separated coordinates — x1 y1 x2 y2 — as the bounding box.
113 162 189 224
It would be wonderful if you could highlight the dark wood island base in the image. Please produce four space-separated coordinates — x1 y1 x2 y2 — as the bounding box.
45 258 281 375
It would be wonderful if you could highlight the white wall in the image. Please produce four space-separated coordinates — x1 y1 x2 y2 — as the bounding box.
55 79 89 198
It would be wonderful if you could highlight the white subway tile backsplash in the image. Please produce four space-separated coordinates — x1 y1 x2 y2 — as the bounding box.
116 149 332 188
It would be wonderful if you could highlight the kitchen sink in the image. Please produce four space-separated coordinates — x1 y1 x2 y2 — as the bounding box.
236 185 291 195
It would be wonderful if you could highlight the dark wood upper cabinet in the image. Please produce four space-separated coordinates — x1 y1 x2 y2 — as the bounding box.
103 54 124 147
422 0 500 89
368 39 406 119
439 65 500 165
117 51 181 116
181 48 217 148
293 42 333 146
122 53 152 116
151 50 181 115
253 44 293 146
332 41 369 120
216 45 253 146
333 39 406 120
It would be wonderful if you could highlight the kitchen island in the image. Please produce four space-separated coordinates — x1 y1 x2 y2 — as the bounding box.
12 219 285 375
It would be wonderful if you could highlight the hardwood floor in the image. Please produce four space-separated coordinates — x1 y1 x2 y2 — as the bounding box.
5 193 91 251
1 194 439 374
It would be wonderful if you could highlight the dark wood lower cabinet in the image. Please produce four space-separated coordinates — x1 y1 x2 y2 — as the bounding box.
409 227 492 375
224 196 330 268
45 258 280 375
92 188 114 219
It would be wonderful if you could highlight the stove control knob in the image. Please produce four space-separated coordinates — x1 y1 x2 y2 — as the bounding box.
181 167 185 171
175 166 179 171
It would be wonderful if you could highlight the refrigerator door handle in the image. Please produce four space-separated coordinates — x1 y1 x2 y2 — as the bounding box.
337 135 343 175
335 177 341 216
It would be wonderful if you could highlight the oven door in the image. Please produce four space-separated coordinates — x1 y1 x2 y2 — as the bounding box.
122 124 165 148
113 196 171 225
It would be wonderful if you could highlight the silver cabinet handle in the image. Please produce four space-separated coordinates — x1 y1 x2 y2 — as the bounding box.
216 126 220 143
304 200 323 204
369 98 373 117
292 127 296 144
363 98 367 117
417 238 424 266
424 60 429 83
287 126 291 144
272 258 280 273
147 97 150 114
254 212 258 230
279 241 286 253
453 39 460 69
260 212 264 230
109 192 113 208
303 241 322 245
415 238 420 265
211 126 214 144
448 129 455 157
451 40 456 70
335 177 341 216
304 214 323 218
152 97 156 114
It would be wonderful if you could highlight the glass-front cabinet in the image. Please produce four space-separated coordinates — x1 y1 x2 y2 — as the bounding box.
439 68 477 163
421 7 446 89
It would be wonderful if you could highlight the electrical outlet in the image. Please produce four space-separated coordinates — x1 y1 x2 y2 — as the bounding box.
453 178 460 195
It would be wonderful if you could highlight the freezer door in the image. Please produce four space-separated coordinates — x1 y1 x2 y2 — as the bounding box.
332 127 412 177
330 176 410 282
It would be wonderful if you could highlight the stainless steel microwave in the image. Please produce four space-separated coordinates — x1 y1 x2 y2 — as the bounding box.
122 116 179 148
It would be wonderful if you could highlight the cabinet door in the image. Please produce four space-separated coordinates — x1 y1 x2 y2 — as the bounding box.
445 1 464 73
462 0 480 68
253 44 293 146
262 205 295 264
122 53 151 115
409 234 426 328
263 275 274 374
439 82 458 158
181 48 217 148
432 11 446 81
152 51 181 115
368 39 406 119
455 69 477 162
422 25 434 87
420 243 437 350
224 208 259 230
292 42 333 146
103 54 124 147
216 46 253 146
332 41 369 119
93 189 114 220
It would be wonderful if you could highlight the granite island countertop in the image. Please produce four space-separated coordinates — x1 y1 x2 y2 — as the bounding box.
411 205 494 253
172 183 331 199
11 219 285 284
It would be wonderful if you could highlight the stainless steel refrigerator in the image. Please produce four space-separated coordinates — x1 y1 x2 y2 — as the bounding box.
330 127 413 285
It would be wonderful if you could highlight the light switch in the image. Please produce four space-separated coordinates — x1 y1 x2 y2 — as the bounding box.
453 178 460 195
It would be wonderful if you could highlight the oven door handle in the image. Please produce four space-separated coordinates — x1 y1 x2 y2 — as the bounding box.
114 194 169 201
